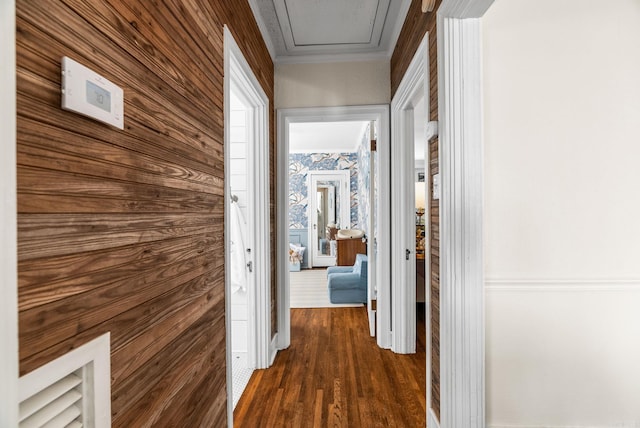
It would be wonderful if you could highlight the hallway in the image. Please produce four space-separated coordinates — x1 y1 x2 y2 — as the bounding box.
234 306 426 427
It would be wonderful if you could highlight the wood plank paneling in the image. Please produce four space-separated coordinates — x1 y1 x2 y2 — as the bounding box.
429 136 441 420
16 0 274 425
391 0 441 111
391 0 442 420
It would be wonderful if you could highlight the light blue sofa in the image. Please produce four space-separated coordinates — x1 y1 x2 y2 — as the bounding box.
327 254 367 304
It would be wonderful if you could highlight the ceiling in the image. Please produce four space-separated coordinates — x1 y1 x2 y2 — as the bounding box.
248 0 425 159
289 121 369 153
249 0 412 63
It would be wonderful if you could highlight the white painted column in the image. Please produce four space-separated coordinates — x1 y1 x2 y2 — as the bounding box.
437 14 485 428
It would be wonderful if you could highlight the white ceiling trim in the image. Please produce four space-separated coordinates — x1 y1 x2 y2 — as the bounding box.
248 0 276 61
249 0 412 64
273 0 390 53
275 50 391 65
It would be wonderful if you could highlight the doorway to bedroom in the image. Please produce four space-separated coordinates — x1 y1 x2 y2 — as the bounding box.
277 105 391 349
287 120 370 308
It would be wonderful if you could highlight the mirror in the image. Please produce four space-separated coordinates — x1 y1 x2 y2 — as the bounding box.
316 180 340 256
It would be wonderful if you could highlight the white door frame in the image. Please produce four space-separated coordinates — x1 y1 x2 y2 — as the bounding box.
307 170 350 268
436 1 494 427
277 105 391 350
223 26 271 427
1 1 18 426
390 33 430 355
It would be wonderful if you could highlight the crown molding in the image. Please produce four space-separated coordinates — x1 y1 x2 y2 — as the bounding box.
248 0 276 61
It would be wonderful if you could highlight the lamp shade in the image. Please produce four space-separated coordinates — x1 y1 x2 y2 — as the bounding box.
415 182 426 210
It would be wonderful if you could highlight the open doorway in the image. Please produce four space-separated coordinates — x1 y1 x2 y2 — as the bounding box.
223 26 271 421
277 105 391 349
287 121 368 308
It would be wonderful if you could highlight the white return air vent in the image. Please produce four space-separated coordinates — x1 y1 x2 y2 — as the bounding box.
19 333 111 428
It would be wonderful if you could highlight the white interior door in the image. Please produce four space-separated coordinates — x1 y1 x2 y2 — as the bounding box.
367 122 377 337
308 170 350 267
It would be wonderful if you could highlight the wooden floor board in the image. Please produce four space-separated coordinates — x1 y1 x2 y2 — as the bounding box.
234 306 426 427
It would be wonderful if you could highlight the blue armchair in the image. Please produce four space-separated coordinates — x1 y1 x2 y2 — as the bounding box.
327 254 367 304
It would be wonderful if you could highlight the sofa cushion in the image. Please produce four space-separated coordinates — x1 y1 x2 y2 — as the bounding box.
352 253 367 276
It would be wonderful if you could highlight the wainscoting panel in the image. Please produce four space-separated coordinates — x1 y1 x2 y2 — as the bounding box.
289 228 309 268
486 279 640 427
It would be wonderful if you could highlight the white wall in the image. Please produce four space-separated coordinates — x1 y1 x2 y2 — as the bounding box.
483 0 640 426
1 1 18 426
275 60 390 108
229 92 249 219
229 92 249 354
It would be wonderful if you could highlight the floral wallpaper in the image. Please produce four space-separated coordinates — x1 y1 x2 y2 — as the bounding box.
357 123 371 237
289 153 359 229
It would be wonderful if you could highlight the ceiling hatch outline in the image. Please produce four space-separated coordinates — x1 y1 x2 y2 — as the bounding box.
273 0 391 53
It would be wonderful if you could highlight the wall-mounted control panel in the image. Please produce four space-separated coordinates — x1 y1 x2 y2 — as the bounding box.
61 56 123 129
433 173 440 200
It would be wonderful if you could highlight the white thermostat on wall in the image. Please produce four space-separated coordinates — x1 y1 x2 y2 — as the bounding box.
61 56 124 129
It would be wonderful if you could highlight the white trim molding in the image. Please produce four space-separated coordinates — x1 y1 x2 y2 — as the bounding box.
436 0 495 425
269 334 279 366
224 26 272 428
1 1 18 426
390 31 430 356
428 408 442 428
485 278 640 292
19 333 111 428
277 105 391 350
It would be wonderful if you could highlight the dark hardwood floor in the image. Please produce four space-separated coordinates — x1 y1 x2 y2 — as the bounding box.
234 305 426 427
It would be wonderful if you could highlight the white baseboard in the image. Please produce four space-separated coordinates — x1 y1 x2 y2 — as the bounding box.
427 408 440 428
269 333 279 366
485 278 640 292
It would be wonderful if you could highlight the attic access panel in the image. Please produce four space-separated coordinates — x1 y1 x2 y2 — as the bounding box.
274 0 390 53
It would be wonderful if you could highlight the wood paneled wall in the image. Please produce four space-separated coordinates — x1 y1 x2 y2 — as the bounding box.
391 0 441 109
391 0 442 420
16 1 274 426
429 136 441 420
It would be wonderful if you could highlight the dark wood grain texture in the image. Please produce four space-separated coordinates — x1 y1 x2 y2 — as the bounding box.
16 0 274 426
429 136 441 420
336 238 367 266
391 0 441 116
234 307 427 427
